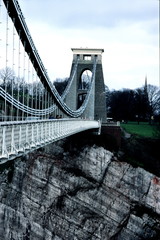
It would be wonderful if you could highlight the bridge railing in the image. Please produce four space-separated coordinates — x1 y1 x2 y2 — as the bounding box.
0 119 101 163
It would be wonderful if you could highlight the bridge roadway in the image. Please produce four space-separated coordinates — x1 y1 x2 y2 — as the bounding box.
0 119 101 163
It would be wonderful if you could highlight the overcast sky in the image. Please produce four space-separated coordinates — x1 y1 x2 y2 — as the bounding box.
18 0 159 90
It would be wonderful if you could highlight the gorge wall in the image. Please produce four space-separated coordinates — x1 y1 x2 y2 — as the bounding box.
0 133 160 240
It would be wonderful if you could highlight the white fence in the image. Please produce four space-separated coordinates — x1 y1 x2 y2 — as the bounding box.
0 119 101 163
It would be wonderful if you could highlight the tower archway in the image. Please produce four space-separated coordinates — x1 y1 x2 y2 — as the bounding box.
77 69 92 108
79 69 92 90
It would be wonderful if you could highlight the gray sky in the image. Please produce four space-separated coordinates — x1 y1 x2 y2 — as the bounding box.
18 0 159 90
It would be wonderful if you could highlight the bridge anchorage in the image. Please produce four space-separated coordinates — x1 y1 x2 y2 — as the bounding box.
0 0 118 163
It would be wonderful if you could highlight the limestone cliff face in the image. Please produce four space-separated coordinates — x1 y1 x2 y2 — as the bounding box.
0 140 160 240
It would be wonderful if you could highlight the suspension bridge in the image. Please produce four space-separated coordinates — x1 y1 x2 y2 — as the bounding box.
0 0 110 163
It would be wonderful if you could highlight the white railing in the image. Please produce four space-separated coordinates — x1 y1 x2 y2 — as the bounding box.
0 119 101 163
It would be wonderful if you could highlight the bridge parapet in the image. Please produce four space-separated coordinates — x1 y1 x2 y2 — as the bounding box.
0 119 101 163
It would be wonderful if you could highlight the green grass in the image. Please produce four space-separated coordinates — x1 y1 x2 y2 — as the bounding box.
121 121 160 138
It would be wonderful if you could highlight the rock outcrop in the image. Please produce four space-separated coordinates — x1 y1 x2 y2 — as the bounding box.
0 138 160 240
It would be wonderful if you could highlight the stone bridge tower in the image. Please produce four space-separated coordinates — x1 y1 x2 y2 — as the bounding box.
65 48 107 123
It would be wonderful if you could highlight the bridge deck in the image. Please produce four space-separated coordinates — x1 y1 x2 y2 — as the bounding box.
0 119 100 163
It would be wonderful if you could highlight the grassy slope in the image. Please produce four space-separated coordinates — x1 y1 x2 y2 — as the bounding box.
120 121 160 176
121 121 159 138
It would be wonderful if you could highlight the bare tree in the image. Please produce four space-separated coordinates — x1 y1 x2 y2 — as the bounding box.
147 84 160 116
53 78 68 95
0 67 15 90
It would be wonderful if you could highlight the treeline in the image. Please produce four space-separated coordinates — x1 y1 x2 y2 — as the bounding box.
105 84 160 123
34 76 160 124
53 77 68 95
53 77 160 124
0 67 68 97
1 67 159 124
